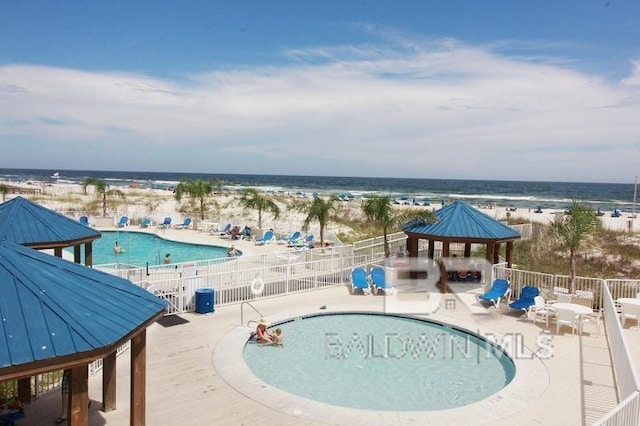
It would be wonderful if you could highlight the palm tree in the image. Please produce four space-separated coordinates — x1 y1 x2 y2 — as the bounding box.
362 195 395 257
300 195 340 249
174 178 220 220
550 200 601 293
362 195 437 257
82 177 126 217
0 184 8 201
238 188 280 229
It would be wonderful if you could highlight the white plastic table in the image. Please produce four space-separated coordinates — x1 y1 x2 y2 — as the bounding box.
552 302 594 335
551 302 593 315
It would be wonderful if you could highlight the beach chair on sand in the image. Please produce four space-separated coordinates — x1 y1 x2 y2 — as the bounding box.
79 216 89 226
478 279 511 308
117 216 128 227
140 218 152 228
158 217 172 229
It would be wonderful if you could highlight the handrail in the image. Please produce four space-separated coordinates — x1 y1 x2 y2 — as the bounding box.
240 301 263 326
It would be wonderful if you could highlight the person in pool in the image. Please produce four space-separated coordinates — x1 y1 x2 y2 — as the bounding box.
113 241 123 254
271 328 283 345
227 245 238 257
164 253 171 264
255 318 272 343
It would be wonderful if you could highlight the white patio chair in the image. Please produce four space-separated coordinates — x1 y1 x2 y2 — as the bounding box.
579 309 601 335
556 293 572 303
553 286 569 296
620 302 640 331
556 308 579 336
529 296 555 328
575 289 594 299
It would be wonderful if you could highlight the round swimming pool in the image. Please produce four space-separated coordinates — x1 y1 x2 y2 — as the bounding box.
243 313 515 411
68 231 234 266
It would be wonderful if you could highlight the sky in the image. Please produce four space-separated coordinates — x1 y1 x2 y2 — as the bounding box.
0 1 639 183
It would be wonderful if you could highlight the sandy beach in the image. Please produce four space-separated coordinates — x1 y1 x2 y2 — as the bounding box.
1 179 638 237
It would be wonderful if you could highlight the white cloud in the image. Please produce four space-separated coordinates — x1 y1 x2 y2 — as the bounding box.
0 39 639 183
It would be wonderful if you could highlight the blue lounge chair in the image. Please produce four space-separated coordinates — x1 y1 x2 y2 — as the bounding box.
254 230 275 245
508 286 540 313
140 218 152 228
117 216 128 227
79 216 89 226
217 223 232 236
174 217 192 229
158 217 172 228
478 279 511 308
280 231 301 245
294 234 314 249
370 266 393 295
351 267 371 295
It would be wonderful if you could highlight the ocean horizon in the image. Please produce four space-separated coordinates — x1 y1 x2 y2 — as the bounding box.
0 168 637 213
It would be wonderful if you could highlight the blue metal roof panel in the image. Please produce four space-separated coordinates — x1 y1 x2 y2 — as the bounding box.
0 196 100 245
404 201 520 239
0 237 167 369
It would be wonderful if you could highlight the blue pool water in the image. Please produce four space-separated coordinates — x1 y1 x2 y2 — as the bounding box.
243 313 515 411
70 231 234 266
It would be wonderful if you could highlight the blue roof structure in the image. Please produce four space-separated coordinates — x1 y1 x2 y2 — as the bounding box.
0 196 100 247
0 236 167 371
403 200 521 241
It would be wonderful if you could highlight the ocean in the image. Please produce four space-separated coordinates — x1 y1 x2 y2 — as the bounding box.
0 168 636 212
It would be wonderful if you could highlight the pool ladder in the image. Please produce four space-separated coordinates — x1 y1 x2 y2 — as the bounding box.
241 301 264 327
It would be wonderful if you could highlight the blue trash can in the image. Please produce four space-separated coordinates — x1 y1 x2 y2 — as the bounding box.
195 288 215 314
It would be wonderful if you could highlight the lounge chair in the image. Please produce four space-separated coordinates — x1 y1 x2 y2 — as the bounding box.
140 218 152 228
351 267 371 295
217 223 232 236
370 266 393 295
117 216 128 227
174 217 192 229
508 286 540 313
478 279 511 308
158 217 172 228
254 230 275 245
280 231 301 245
79 216 89 226
294 234 314 249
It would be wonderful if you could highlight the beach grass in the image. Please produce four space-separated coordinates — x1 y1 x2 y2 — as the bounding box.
512 224 640 278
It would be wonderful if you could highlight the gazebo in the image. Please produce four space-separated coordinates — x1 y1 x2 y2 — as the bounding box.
0 197 167 425
403 201 521 291
0 237 167 425
0 196 100 266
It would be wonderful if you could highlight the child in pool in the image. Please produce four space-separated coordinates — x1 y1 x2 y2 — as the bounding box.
271 328 283 345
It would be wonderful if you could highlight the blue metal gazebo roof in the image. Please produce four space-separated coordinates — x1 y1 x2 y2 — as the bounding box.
0 196 100 248
403 200 521 241
0 236 167 372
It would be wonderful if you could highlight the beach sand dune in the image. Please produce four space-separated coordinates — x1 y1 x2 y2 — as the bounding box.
1 180 638 234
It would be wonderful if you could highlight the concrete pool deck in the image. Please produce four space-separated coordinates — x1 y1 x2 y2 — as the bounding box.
20 228 620 425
